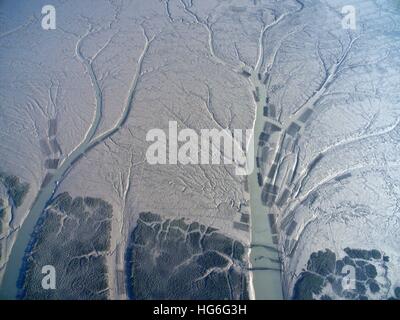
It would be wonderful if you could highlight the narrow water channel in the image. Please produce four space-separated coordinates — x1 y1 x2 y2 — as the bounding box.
0 139 99 299
248 72 283 300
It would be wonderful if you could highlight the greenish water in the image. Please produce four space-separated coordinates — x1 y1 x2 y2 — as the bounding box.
248 73 283 300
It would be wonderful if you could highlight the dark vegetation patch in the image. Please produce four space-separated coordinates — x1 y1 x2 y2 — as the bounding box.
307 249 336 276
344 248 381 260
293 247 390 300
197 251 229 269
395 287 400 299
0 172 29 207
368 279 380 293
19 192 112 299
126 212 249 300
293 272 324 300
